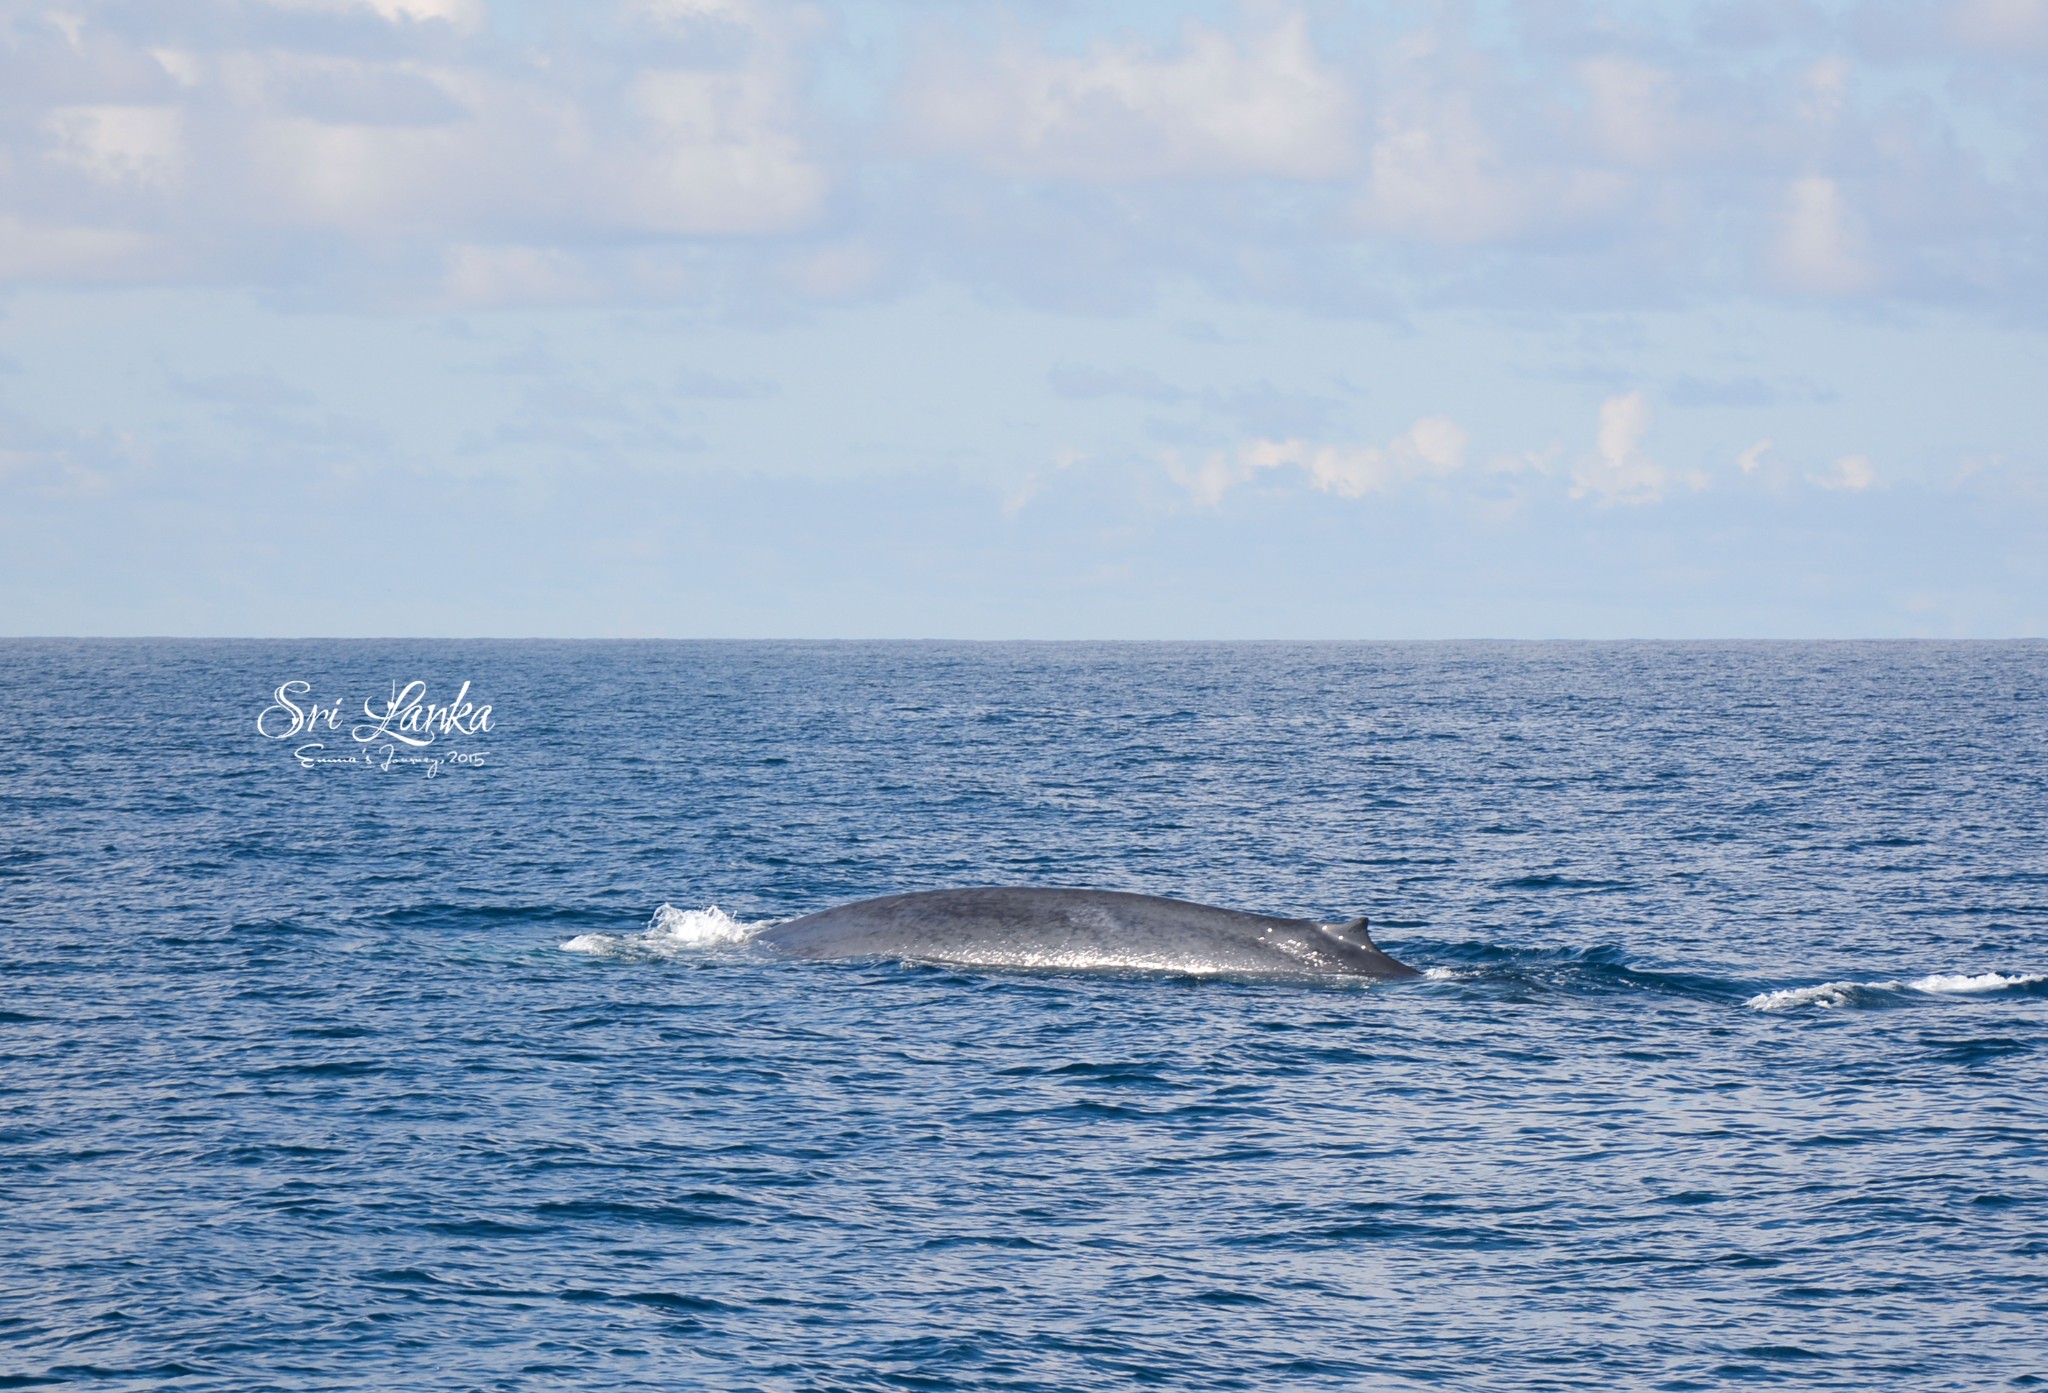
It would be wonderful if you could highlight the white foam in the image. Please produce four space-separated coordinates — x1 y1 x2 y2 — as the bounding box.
1745 981 1860 1011
561 904 770 959
1907 971 2046 995
1746 971 2045 1011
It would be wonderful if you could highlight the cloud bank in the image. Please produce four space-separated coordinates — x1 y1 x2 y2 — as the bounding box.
2 0 2043 315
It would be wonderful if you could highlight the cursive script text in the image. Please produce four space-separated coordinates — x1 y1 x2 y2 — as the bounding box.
351 680 493 748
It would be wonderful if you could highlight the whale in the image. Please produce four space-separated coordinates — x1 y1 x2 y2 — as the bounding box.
756 887 1421 979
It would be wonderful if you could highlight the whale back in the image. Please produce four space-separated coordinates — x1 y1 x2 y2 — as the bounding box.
757 887 1420 979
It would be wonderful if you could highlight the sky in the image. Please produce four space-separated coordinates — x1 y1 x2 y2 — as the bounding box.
1 0 2043 637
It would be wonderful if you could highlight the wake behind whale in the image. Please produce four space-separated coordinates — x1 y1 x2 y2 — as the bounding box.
755 887 1421 979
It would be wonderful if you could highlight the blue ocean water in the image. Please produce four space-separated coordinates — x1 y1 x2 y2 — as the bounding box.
2 640 2044 1391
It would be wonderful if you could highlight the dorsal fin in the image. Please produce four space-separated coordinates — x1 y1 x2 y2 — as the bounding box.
1320 914 1374 946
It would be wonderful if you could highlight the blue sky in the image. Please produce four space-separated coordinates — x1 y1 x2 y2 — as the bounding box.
1 0 2042 636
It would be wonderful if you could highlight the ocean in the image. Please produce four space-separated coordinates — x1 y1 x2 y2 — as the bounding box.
2 640 2043 1390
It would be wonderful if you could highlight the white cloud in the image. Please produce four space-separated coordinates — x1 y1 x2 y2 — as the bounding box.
152 49 206 89
1358 87 1522 243
210 54 826 241
1801 56 1852 124
1174 416 1468 506
898 13 1352 181
1572 393 1699 505
0 2 2037 313
1737 439 1773 474
628 0 762 24
442 244 593 309
2 10 830 297
43 105 187 189
1775 175 1875 295
43 10 85 51
255 0 487 29
1255 416 1467 498
0 215 153 280
1354 35 1626 245
781 242 880 299
1164 449 1244 509
1488 444 1561 477
1950 0 2048 48
1579 57 1691 168
1814 453 1877 490
237 82 574 234
367 0 483 23
1004 447 1085 516
620 67 827 235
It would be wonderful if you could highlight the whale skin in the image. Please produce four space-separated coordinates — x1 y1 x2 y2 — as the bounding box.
757 887 1420 979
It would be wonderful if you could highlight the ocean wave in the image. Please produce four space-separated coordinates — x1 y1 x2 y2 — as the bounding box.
1746 971 2046 1012
561 904 770 959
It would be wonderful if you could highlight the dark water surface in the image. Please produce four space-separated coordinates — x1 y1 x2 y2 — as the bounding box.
2 641 2044 1391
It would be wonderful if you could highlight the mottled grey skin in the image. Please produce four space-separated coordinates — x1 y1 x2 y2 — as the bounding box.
758 887 1421 980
